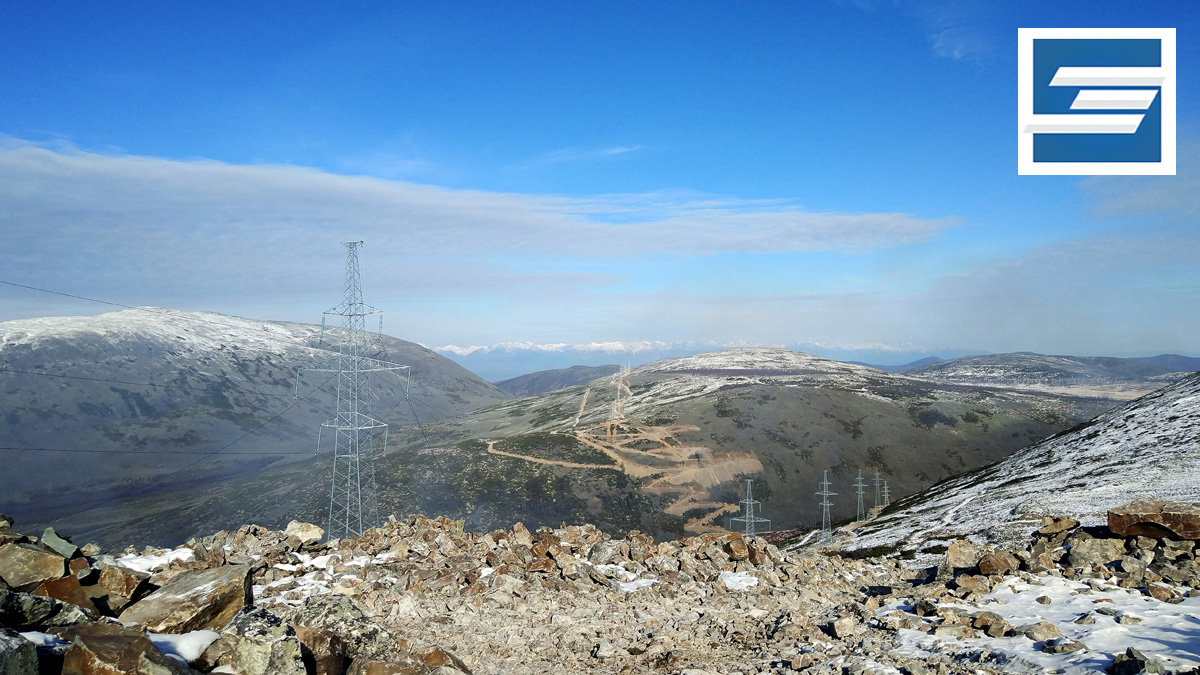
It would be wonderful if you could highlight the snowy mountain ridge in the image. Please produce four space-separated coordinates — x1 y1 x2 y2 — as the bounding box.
837 371 1200 560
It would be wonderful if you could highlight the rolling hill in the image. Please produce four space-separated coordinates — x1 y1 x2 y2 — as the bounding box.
494 364 620 396
0 308 511 526
46 348 1124 548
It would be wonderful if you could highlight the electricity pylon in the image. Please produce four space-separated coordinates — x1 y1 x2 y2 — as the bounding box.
854 470 867 522
297 242 410 539
881 481 891 507
729 478 770 538
816 470 837 544
873 470 882 508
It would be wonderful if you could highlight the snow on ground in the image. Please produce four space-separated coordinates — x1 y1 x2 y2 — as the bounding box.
117 548 196 574
843 373 1200 559
883 575 1200 674
149 630 221 664
0 308 320 357
720 570 760 591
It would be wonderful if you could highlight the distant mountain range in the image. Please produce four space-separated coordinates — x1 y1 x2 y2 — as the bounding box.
0 308 510 526
495 364 621 396
53 347 1120 548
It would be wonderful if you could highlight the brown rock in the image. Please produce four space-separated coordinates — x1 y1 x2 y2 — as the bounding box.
1038 517 1079 536
1109 499 1200 540
97 564 149 600
972 611 1012 638
58 622 192 675
0 543 66 591
945 540 981 570
424 646 472 673
118 564 251 633
1147 583 1180 602
978 553 1016 576
295 625 346 675
955 574 990 596
35 575 98 613
723 534 749 562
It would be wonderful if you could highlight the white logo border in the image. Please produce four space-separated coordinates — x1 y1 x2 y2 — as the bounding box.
1018 27 1176 176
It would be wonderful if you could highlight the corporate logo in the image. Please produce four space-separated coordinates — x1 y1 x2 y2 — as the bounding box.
1018 28 1176 175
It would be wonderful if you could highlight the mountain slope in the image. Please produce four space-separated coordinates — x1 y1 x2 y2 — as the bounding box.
494 364 620 396
0 308 510 523
837 371 1200 559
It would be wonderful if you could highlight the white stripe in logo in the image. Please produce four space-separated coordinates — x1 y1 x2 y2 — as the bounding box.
1022 66 1162 135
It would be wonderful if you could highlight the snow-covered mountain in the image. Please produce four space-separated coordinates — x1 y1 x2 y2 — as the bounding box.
0 308 510 524
837 371 1200 560
907 352 1197 392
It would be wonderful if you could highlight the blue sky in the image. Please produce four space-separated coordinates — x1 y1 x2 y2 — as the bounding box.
1 1 1197 364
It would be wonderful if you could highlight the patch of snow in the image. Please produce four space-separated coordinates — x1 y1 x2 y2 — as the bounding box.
720 571 759 591
116 548 195 574
19 632 68 648
149 630 220 664
617 578 659 593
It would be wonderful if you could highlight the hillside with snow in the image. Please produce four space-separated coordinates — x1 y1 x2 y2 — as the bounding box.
906 352 1198 400
836 371 1200 560
0 308 510 526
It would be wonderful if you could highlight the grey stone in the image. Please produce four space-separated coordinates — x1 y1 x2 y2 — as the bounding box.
40 528 78 560
1018 621 1063 642
0 626 38 675
291 594 396 662
218 606 307 675
1111 646 1166 674
1067 537 1126 568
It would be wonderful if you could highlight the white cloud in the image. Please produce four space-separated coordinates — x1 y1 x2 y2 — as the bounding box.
0 141 954 314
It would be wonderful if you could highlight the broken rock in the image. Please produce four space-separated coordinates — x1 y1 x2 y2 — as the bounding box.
58 622 192 675
218 606 307 675
118 564 251 633
1109 500 1200 540
0 543 66 592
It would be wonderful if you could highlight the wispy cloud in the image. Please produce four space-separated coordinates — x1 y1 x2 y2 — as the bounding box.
0 141 954 304
521 144 645 167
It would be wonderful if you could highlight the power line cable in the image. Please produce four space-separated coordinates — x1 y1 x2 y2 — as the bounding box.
0 446 326 456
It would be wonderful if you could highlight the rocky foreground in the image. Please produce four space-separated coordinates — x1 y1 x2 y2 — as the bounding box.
2 501 1200 675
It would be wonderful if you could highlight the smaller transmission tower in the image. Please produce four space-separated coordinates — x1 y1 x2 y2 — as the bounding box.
729 478 770 538
816 470 836 544
881 481 891 507
854 470 867 522
607 366 632 439
873 470 882 508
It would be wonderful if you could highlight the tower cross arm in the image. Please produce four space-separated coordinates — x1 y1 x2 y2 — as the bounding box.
298 355 411 374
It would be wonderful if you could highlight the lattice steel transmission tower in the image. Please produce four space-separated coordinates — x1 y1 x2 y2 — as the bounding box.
873 470 882 508
297 242 410 539
730 478 770 538
854 470 867 522
881 481 891 507
816 470 836 544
